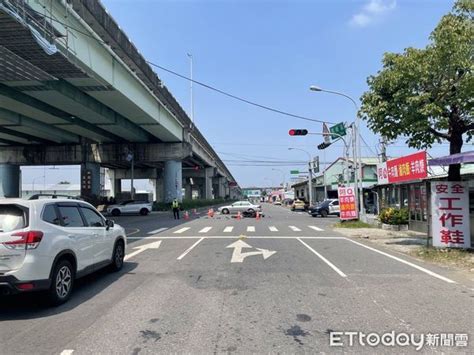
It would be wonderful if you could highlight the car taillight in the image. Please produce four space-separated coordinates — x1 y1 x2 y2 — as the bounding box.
3 231 43 250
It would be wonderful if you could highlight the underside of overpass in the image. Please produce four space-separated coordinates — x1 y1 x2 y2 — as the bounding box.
0 0 240 202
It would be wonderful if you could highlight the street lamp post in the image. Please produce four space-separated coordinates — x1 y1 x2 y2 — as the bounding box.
187 53 194 128
288 148 313 206
309 85 365 221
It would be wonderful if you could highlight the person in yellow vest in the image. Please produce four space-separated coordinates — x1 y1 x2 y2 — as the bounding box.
172 199 180 220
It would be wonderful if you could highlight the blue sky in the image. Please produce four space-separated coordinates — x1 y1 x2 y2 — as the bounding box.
23 0 462 189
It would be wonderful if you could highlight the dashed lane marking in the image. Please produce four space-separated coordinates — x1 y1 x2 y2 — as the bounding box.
289 226 301 232
269 226 278 232
247 226 255 232
148 227 168 234
223 226 234 233
199 226 213 233
173 227 190 234
308 225 324 231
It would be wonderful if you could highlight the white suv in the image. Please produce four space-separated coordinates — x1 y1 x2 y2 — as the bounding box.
107 200 153 216
0 199 127 305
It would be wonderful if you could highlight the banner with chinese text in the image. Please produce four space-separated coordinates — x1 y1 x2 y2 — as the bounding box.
338 187 358 220
431 181 470 248
377 151 428 184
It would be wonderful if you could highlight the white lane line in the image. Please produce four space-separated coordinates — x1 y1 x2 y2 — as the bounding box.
289 226 301 232
124 241 162 261
60 350 74 355
345 238 456 284
148 227 168 235
269 226 278 232
173 227 190 234
308 225 324 231
297 238 347 278
199 227 212 233
247 226 256 232
223 226 234 233
177 238 204 260
128 236 345 240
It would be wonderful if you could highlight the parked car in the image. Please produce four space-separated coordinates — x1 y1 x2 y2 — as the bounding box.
218 201 262 215
273 201 282 206
106 200 152 216
308 199 340 217
291 199 308 211
0 199 126 305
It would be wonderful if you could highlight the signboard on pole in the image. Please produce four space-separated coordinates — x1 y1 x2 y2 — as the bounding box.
377 151 427 184
322 123 331 144
431 181 470 248
290 170 300 174
330 122 346 139
338 186 358 220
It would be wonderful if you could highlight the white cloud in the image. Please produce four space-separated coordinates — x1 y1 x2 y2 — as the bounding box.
350 0 397 27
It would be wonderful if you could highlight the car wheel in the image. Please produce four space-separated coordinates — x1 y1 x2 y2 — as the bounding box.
140 208 149 216
48 259 74 306
321 209 328 218
110 241 125 272
222 208 230 214
111 209 121 216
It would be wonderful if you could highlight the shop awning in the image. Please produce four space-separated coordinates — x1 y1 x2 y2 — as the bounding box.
428 151 474 166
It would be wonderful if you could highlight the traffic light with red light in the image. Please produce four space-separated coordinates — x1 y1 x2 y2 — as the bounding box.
288 129 308 136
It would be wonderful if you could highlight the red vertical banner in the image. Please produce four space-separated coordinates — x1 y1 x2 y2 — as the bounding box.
338 187 358 220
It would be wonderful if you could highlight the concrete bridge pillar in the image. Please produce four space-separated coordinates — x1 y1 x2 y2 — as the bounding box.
81 162 101 200
0 164 20 198
151 178 163 202
203 167 214 200
184 184 193 200
163 160 182 202
217 177 226 199
113 179 122 197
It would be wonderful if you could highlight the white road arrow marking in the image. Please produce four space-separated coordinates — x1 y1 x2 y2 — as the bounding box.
226 240 276 263
124 240 162 261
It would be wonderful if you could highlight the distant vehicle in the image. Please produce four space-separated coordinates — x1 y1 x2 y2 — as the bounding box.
218 201 262 215
273 201 282 206
291 199 308 211
308 199 340 217
0 199 126 305
107 200 152 216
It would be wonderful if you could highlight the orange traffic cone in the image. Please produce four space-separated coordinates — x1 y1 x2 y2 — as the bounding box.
256 211 260 220
184 211 189 220
207 208 214 218
236 211 241 220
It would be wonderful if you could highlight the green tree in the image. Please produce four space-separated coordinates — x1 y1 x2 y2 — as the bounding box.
359 0 473 181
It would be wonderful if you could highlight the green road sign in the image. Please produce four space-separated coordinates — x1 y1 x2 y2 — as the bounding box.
290 170 300 174
330 122 346 139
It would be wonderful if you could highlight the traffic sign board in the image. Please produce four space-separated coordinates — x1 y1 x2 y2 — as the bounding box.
330 122 346 139
290 170 300 174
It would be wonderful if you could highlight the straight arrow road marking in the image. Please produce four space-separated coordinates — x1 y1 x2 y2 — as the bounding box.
199 227 212 233
223 226 234 233
345 238 456 284
226 240 276 263
269 226 278 232
297 238 347 278
174 227 190 234
148 227 168 234
124 240 162 261
247 226 255 232
177 238 204 260
308 226 324 231
289 226 301 232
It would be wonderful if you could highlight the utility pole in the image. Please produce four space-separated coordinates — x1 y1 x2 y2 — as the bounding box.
187 53 194 128
308 161 313 207
380 136 387 162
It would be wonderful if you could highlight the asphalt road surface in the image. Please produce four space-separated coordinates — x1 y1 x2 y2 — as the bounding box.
1 204 472 354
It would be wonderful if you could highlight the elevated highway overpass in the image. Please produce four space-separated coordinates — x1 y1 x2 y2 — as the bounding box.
0 0 239 202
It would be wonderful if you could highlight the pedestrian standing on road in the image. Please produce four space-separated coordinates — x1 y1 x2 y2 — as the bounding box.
172 199 180 220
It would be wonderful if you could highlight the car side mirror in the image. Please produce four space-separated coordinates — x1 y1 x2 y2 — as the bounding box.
105 219 114 230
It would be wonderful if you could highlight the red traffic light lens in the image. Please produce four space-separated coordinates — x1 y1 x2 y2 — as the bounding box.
289 129 308 136
289 129 296 136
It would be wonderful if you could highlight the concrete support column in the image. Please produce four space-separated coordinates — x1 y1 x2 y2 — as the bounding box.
203 167 214 200
184 184 192 200
113 179 122 196
81 162 101 199
0 164 20 198
151 178 163 202
217 177 226 199
163 160 182 202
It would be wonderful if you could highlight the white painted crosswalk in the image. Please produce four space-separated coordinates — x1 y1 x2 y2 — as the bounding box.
166 225 324 235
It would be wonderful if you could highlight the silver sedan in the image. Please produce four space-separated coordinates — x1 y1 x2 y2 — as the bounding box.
218 201 262 215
